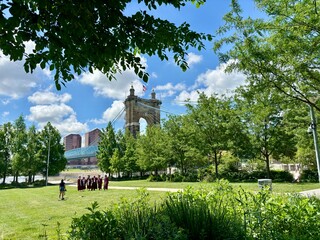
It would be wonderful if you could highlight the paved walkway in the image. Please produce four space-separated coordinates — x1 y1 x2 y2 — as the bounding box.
49 181 182 192
300 189 320 197
49 180 320 196
108 186 182 192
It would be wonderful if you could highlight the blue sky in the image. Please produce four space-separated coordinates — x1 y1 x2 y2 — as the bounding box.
0 0 258 139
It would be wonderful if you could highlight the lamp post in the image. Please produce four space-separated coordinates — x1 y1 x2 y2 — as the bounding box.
46 131 51 186
308 104 320 183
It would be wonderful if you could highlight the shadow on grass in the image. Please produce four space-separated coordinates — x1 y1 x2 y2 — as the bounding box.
0 180 55 190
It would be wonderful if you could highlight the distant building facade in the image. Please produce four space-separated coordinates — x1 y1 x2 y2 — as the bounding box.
85 128 101 146
63 134 81 151
84 128 101 165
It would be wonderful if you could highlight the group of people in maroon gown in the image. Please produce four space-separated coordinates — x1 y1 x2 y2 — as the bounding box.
77 174 109 191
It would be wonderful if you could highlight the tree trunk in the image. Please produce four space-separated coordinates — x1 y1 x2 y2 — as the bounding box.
266 154 271 179
214 151 219 179
28 172 32 183
2 176 6 184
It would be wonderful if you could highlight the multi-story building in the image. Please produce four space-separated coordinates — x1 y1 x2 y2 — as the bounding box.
63 134 81 151
85 128 101 146
84 128 101 165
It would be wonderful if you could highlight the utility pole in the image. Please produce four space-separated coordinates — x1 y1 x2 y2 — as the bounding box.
46 131 51 186
309 104 320 183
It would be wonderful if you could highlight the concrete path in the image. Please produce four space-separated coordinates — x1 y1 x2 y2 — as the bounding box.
49 180 320 196
49 181 182 192
299 189 320 197
108 186 182 192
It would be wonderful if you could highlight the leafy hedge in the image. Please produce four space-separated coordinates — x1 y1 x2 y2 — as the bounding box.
67 181 320 240
163 169 294 183
300 169 319 182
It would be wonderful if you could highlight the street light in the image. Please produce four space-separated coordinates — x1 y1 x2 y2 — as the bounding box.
46 131 51 186
308 104 320 183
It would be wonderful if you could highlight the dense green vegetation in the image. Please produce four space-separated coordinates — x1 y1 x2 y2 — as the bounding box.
2 1 320 238
0 116 66 185
1 181 319 239
96 91 318 183
68 181 320 239
0 0 211 88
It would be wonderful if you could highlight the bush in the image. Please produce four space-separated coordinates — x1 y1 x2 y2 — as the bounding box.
68 189 186 240
270 170 294 182
164 181 245 240
67 181 320 240
219 170 293 183
147 174 164 182
237 188 320 239
300 169 319 182
68 201 120 239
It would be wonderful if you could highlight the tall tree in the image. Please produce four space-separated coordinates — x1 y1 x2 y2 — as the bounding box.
235 86 297 178
1 0 211 89
122 130 139 177
0 123 13 184
187 93 248 178
97 122 117 174
214 0 320 111
163 114 206 174
110 149 125 178
39 122 67 182
11 115 28 183
136 125 168 175
282 98 318 169
25 125 42 183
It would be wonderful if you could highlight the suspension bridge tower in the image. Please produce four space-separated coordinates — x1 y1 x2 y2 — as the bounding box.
124 86 162 137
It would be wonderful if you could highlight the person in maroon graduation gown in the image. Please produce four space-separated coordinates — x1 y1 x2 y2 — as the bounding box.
103 175 109 190
97 175 102 190
77 176 82 191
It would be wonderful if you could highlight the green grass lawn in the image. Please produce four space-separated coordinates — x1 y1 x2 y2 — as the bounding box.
109 179 320 193
0 180 319 239
0 184 166 240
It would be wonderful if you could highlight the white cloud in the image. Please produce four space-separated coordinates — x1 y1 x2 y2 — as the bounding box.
28 103 75 123
0 52 38 99
2 111 9 118
49 115 89 136
27 91 88 136
155 83 186 91
174 90 203 105
174 60 246 103
24 41 36 55
154 83 186 98
28 91 72 104
151 72 158 78
186 52 203 67
0 42 53 100
79 56 148 99
90 100 125 125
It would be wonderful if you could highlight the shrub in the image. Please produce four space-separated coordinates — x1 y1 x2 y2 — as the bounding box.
68 201 119 239
68 189 186 240
270 170 293 182
147 174 164 182
300 169 319 182
163 181 245 240
67 181 320 240
237 188 320 239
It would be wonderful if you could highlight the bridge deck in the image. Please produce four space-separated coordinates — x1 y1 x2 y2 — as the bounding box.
64 145 98 160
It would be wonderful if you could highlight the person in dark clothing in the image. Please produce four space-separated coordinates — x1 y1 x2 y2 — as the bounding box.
77 176 82 191
59 179 66 200
92 176 97 190
86 175 92 190
97 175 103 190
104 175 109 190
